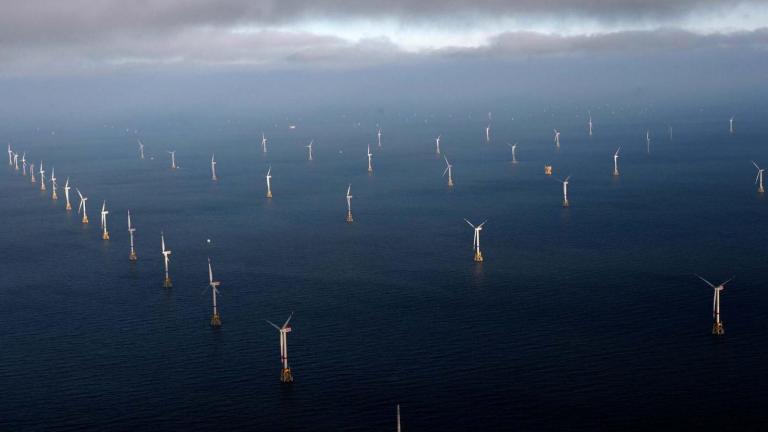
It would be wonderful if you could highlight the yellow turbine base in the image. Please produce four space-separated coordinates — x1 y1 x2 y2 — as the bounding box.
82 216 89 224
563 200 570 207
41 184 46 191
129 251 138 261
102 231 110 240
281 368 294 383
52 192 58 200
346 212 354 223
267 191 272 198
163 277 173 288
544 166 553 175
31 178 36 183
759 187 765 193
613 170 619 176
448 180 454 187
66 203 72 211
474 251 483 262
211 313 222 327
712 322 725 335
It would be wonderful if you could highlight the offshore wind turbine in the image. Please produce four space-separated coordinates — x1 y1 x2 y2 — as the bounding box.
464 219 486 262
397 404 402 432
752 161 765 193
729 116 735 134
168 151 177 169
100 201 110 240
6 144 12 166
507 143 518 164
306 140 313 161
345 184 354 223
377 127 382 148
696 275 733 335
138 139 145 159
208 257 222 327
266 313 294 383
21 153 27 176
588 111 593 136
261 132 268 153
435 135 441 155
557 175 571 207
645 130 651 154
50 167 58 199
64 178 72 211
161 232 172 288
13 152 18 171
76 188 89 224
485 124 491 143
29 163 36 183
210 154 218 181
127 210 137 261
613 147 621 176
38 161 46 191
367 144 373 173
265 165 273 198
553 129 561 149
443 154 454 187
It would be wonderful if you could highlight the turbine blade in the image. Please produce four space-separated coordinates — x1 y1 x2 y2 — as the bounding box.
464 219 475 228
265 320 282 331
283 312 293 328
695 274 716 288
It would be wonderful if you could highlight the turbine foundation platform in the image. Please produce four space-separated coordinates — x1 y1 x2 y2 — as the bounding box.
712 322 725 335
66 203 72 211
281 367 294 383
613 170 619 176
544 165 553 175
52 191 58 200
266 191 272 198
759 186 765 193
211 313 222 327
102 231 110 240
41 184 46 191
346 212 354 223
129 251 138 261
163 276 173 288
474 251 483 262
448 179 454 187
82 216 89 224
563 200 570 207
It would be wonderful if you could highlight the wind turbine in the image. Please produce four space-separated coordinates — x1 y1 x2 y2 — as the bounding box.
13 152 18 171
128 210 137 261
346 184 354 223
752 161 765 193
306 140 313 161
6 144 11 166
464 219 486 262
29 163 36 183
210 154 218 181
137 139 145 159
553 129 560 149
100 201 110 240
729 116 735 134
443 155 454 187
208 257 222 327
161 232 172 288
435 135 441 155
64 178 72 211
613 147 621 176
668 125 673 141
645 130 651 154
50 167 58 199
261 132 268 153
168 151 177 169
696 274 733 335
397 404 402 432
588 111 593 136
21 153 26 176
265 165 273 198
377 127 382 148
266 313 294 383
557 176 571 207
76 188 89 224
38 161 46 191
367 144 373 173
507 143 518 164
485 124 491 143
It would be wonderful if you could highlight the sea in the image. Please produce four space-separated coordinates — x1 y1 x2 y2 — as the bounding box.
2 104 768 431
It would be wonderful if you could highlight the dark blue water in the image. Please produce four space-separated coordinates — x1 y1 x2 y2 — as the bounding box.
2 105 768 431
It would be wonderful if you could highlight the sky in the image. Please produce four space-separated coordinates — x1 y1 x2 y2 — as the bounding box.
1 1 766 122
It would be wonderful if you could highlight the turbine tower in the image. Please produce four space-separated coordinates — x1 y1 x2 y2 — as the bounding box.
168 151 177 169
211 154 218 181
696 275 733 335
367 144 373 173
138 139 145 159
753 161 765 193
553 129 560 149
485 124 490 143
588 111 593 136
266 314 294 383
306 140 313 161
443 155 454 187
64 178 72 211
397 404 402 432
435 135 441 155
558 176 571 207
613 147 621 176
208 257 222 327
21 153 27 176
39 161 46 191
265 165 273 198
13 152 18 171
50 167 58 199
346 184 354 223
76 188 89 224
261 132 268 153
645 130 651 154
6 144 11 166
29 163 35 183
377 127 382 148
464 219 486 262
508 143 518 164
729 116 735 134
161 232 172 288
128 210 137 261
100 201 110 240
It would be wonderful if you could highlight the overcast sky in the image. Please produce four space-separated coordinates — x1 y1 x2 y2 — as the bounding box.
1 0 766 75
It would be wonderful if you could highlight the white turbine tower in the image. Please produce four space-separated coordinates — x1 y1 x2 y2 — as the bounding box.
645 130 651 154
729 116 735 134
443 155 454 187
557 176 571 207
13 152 18 171
613 147 621 176
346 184 354 223
76 188 89 224
367 144 373 173
161 232 172 288
128 210 137 261
64 178 72 211
588 111 593 136
38 161 46 191
266 313 294 383
753 161 765 193
138 139 145 159
50 167 58 199
397 404 402 432
6 144 12 166
508 143 518 164
21 153 27 176
208 257 222 327
435 135 441 155
306 140 313 161
485 124 491 143
464 219 486 262
168 151 177 169
696 275 733 335
211 154 218 181
377 127 382 148
100 201 110 240
29 163 36 183
261 132 268 153
265 165 273 198
553 129 560 148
